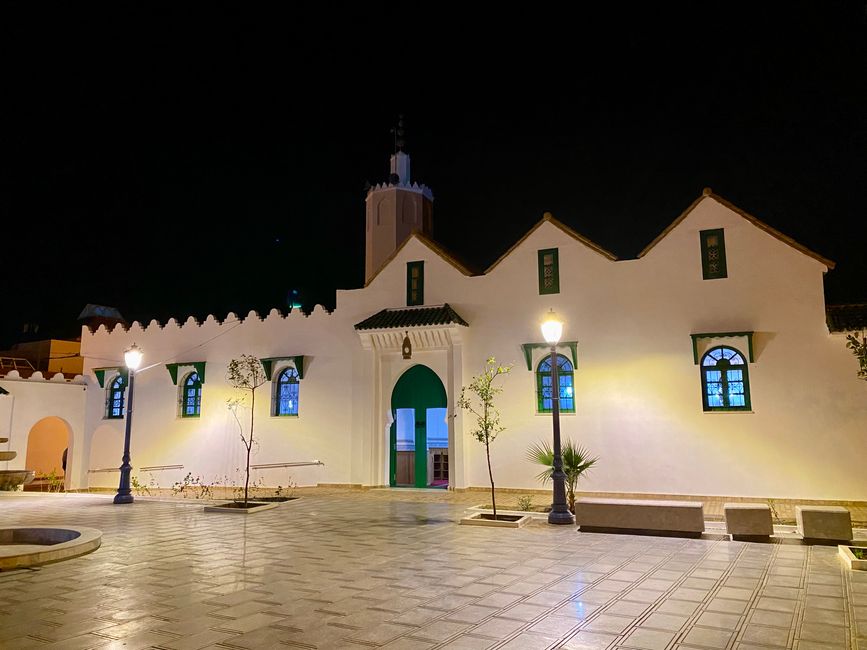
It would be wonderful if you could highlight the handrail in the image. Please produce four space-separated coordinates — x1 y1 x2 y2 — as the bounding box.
88 464 184 473
250 461 324 469
91 462 318 473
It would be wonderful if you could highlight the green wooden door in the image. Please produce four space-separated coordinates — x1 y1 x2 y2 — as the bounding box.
390 365 447 488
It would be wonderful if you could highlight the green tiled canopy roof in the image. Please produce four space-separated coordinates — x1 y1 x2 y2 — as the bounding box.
826 304 867 333
354 304 469 330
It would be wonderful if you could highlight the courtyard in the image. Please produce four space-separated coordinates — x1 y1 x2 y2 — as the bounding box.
1 490 866 650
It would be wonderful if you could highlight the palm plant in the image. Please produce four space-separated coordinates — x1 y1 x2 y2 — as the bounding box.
527 439 598 513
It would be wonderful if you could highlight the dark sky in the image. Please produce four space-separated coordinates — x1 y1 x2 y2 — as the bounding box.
3 2 866 347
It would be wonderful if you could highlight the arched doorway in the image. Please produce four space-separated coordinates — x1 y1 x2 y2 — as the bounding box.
390 365 448 488
25 417 72 490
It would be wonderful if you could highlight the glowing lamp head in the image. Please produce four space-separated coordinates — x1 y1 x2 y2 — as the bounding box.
124 343 143 371
541 310 563 345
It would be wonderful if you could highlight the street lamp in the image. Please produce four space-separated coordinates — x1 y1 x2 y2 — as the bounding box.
541 310 575 525
114 343 142 504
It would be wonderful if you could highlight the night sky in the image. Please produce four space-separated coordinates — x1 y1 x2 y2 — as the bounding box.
3 2 866 348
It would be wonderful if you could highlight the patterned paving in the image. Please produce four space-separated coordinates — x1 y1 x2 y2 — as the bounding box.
0 492 865 650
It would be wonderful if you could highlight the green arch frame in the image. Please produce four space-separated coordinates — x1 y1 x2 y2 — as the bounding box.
390 365 447 487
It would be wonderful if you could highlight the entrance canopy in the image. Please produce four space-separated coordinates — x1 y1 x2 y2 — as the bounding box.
355 304 469 353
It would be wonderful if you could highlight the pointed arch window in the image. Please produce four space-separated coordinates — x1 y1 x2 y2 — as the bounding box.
536 354 575 413
273 367 300 416
180 372 202 418
105 374 126 419
701 346 751 411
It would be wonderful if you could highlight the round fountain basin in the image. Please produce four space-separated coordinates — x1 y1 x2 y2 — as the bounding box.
0 526 102 570
0 470 36 491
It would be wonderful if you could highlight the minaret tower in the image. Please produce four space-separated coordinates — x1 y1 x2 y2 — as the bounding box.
365 116 434 283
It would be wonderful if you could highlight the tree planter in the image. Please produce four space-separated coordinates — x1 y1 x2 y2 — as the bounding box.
460 512 532 528
466 505 549 521
244 496 299 503
204 501 278 514
838 545 867 571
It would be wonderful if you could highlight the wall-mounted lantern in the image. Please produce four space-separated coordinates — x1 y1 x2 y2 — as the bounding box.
402 331 412 359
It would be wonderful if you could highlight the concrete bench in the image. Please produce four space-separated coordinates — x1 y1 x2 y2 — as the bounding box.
575 498 705 537
796 505 852 543
724 503 773 540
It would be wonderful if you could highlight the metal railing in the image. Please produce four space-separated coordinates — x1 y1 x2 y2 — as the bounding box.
89 464 184 473
250 461 324 470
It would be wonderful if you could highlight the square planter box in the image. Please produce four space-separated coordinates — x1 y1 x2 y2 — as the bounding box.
204 501 279 514
459 512 532 528
838 545 867 571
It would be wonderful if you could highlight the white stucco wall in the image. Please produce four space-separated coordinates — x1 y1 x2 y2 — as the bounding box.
76 194 867 500
0 373 86 490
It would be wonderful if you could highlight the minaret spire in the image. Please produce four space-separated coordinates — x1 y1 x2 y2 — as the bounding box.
391 114 407 153
364 116 434 284
388 115 410 185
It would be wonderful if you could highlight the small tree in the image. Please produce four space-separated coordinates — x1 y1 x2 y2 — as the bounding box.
227 354 267 506
846 334 867 381
528 439 598 513
457 357 512 519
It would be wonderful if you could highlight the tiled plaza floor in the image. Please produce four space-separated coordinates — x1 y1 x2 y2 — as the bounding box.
1 492 865 650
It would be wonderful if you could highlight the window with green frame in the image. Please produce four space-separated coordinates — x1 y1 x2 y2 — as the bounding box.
273 366 300 416
536 354 575 413
407 261 424 306
105 374 125 419
180 371 202 418
700 346 751 411
538 248 559 294
700 228 727 279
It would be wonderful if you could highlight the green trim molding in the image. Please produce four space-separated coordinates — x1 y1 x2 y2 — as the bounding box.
165 362 207 385
261 356 305 380
93 367 129 388
521 341 578 371
690 332 755 364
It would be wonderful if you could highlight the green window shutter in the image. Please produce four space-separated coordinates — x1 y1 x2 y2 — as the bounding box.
700 229 727 279
406 261 424 306
538 248 560 294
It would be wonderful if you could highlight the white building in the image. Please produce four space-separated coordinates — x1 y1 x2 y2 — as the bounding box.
4 145 866 500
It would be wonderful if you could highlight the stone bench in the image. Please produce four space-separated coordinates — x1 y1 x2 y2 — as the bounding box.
796 505 852 543
574 498 705 537
724 503 773 540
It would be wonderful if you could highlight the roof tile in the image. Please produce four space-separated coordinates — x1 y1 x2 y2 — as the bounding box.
354 304 469 330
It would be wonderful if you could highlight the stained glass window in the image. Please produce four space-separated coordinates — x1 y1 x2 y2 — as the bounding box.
181 372 202 418
274 367 300 416
536 354 575 413
106 374 125 419
701 346 750 411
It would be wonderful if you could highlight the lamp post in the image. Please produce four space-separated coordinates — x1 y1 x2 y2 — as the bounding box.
114 343 142 505
541 311 575 525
